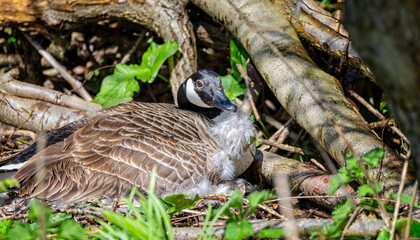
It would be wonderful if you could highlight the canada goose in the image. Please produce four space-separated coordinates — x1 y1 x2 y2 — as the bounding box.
5 70 255 202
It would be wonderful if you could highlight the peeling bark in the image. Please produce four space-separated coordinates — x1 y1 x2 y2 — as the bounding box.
0 93 88 132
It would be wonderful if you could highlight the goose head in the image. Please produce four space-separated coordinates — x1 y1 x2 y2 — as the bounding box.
177 70 237 119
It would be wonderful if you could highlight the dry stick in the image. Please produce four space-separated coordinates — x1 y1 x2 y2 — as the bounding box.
235 62 260 121
225 0 392 228
349 90 409 144
405 180 418 240
242 198 284 220
310 158 327 172
121 30 147 64
274 174 298 239
23 33 93 101
0 110 33 156
340 206 362 240
111 198 119 212
257 138 315 157
390 158 410 240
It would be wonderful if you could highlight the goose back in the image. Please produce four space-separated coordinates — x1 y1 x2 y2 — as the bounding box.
15 102 221 202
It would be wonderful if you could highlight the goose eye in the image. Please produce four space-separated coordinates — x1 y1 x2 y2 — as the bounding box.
195 80 204 89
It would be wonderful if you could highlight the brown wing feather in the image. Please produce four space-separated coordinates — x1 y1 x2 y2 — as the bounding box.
15 102 219 202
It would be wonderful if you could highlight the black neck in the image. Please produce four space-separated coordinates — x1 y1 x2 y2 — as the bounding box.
177 82 223 119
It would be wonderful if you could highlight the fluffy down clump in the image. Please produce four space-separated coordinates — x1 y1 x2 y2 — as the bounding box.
209 111 255 180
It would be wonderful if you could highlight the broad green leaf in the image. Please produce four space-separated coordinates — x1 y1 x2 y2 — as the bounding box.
395 218 420 237
376 229 390 240
114 63 142 77
389 193 420 208
362 147 385 167
135 38 179 83
7 223 33 240
357 182 382 197
92 72 140 108
258 227 287 238
164 193 199 214
93 39 178 108
220 74 246 100
230 38 249 81
224 219 253 240
56 220 87 240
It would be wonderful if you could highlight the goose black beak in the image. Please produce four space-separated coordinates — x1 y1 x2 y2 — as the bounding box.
211 90 237 112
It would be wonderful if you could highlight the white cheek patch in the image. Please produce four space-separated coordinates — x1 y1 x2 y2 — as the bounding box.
186 78 212 108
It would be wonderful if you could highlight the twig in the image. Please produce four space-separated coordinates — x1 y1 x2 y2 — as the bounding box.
274 174 299 239
0 109 33 156
349 90 409 144
257 138 316 157
310 158 327 172
242 198 285 220
235 62 260 121
405 180 418 240
263 116 297 139
340 206 362 240
111 198 119 212
390 158 409 240
121 31 146 64
23 33 93 101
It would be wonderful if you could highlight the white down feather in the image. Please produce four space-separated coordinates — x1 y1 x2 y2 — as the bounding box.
209 111 255 180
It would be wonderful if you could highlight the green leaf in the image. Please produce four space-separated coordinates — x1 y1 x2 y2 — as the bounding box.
332 200 354 223
357 182 382 197
327 200 355 237
28 200 52 223
164 193 199 214
0 219 13 239
228 190 245 210
376 229 390 240
230 38 249 81
7 223 33 240
224 219 253 240
49 212 73 228
135 38 179 83
329 167 353 195
389 193 420 208
92 71 140 108
220 74 247 100
395 218 420 237
93 39 178 108
362 147 385 167
345 153 364 178
247 190 276 214
380 101 387 109
55 220 87 239
258 227 287 238
0 178 19 192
